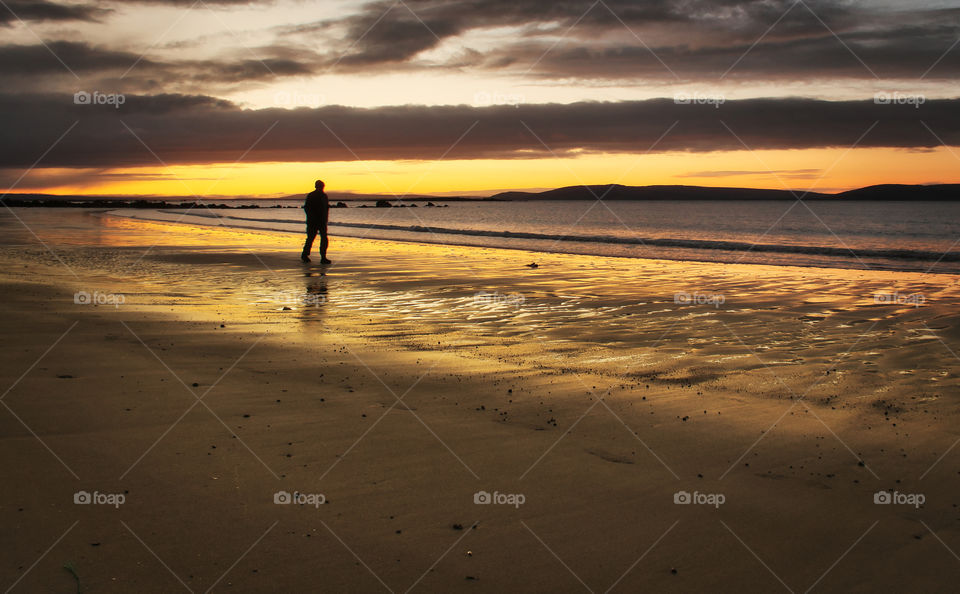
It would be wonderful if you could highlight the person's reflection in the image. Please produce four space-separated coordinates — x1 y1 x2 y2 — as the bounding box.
299 270 328 322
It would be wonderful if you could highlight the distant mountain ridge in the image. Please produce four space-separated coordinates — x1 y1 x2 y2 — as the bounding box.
4 184 959 204
834 184 960 201
490 184 960 201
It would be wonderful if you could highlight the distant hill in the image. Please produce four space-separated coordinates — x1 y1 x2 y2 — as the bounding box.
490 184 960 201
5 184 959 205
836 184 960 200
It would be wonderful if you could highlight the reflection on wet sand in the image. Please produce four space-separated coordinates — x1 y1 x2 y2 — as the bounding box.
3 208 959 413
299 269 328 323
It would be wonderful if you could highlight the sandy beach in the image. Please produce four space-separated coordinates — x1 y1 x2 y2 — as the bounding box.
2 208 960 593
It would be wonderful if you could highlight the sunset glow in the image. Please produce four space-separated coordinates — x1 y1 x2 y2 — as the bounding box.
17 146 959 198
1 0 958 197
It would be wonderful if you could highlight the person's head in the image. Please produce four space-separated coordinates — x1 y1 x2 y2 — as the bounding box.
315 180 325 190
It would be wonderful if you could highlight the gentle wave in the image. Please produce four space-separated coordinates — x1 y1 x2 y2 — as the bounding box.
180 211 960 263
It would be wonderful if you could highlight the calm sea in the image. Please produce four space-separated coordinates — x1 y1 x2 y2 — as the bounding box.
123 199 960 273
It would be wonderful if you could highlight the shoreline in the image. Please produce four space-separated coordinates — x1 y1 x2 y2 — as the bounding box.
6 209 960 391
2 209 960 592
105 207 960 276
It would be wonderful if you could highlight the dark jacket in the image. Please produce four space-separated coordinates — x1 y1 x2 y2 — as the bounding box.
304 190 329 220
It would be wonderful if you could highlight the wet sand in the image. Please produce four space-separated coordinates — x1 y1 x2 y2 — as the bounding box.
2 208 960 592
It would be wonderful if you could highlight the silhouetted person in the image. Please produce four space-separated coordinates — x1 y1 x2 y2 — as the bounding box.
301 179 331 264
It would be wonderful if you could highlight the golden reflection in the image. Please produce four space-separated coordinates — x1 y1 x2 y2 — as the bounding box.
96 214 294 248
298 269 328 323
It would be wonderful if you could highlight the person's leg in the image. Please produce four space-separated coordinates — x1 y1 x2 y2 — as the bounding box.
319 222 329 262
302 221 317 259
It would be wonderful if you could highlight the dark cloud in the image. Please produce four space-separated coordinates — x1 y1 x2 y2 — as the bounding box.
509 24 960 80
197 57 314 81
6 0 955 101
314 0 857 68
0 1 108 25
304 0 959 81
0 41 316 88
336 18 456 66
1 94 957 169
4 0 956 90
0 41 149 75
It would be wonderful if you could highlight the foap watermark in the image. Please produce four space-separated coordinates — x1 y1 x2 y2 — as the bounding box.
874 92 925 108
274 490 326 508
74 91 125 109
674 490 725 508
474 291 525 307
674 92 725 108
252 290 326 308
874 292 924 307
474 490 525 508
473 91 524 108
74 290 125 308
674 292 725 308
874 490 925 509
74 490 125 508
274 91 324 108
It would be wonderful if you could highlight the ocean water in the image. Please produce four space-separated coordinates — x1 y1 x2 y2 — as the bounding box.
123 199 960 273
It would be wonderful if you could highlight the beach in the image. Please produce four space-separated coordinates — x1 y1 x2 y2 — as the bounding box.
2 208 960 592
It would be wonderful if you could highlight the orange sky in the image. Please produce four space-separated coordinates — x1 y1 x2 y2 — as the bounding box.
22 146 960 198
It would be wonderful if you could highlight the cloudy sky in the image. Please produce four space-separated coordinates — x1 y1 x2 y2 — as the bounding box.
1 0 959 196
